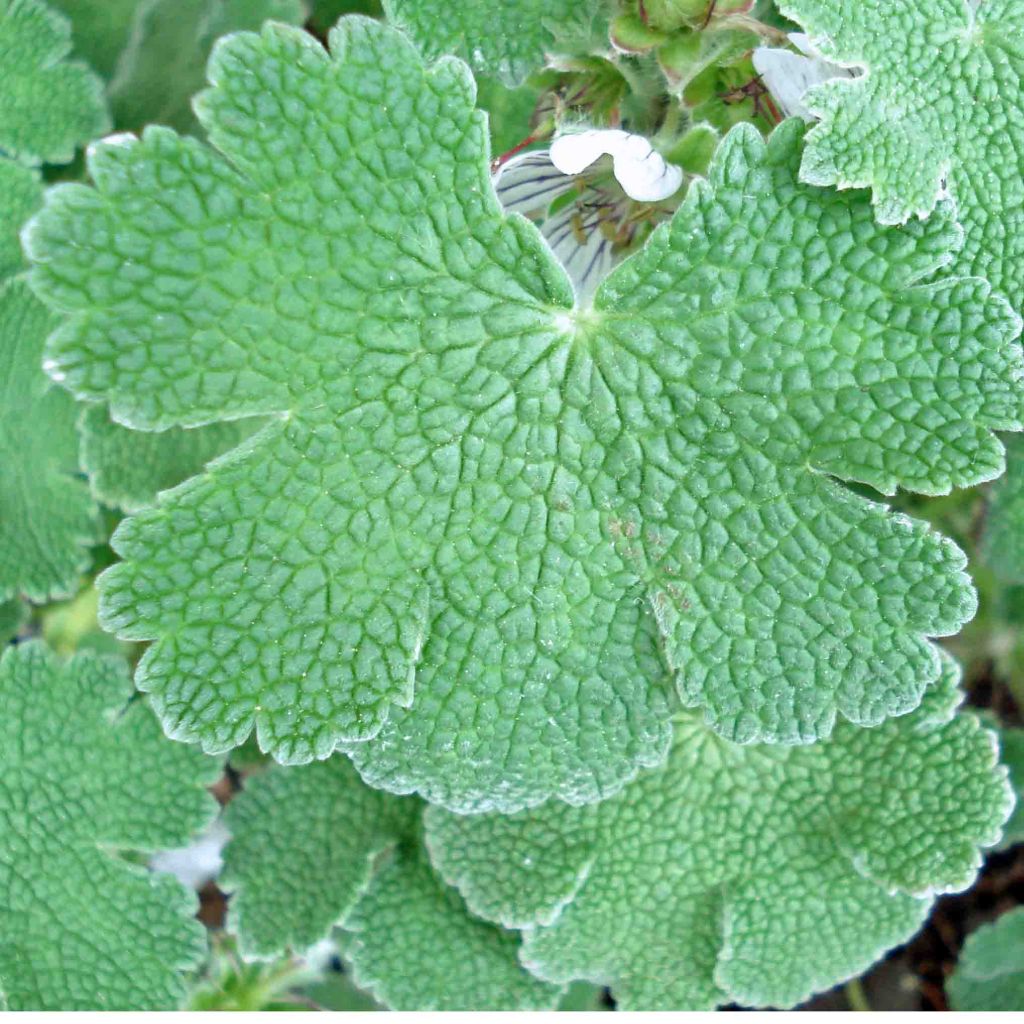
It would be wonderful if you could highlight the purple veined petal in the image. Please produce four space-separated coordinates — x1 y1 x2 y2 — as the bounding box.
493 149 576 216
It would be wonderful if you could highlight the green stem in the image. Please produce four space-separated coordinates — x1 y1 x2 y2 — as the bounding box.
846 978 872 1012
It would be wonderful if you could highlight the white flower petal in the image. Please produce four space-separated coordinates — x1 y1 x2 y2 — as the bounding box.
550 128 683 202
753 33 858 121
493 150 575 216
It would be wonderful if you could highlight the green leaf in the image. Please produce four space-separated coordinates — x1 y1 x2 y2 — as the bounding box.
0 641 220 1009
999 725 1024 848
0 0 109 165
25 20 1023 811
80 405 257 512
983 435 1024 584
106 0 306 135
779 0 1024 316
223 758 419 957
0 159 42 279
426 655 1012 1010
0 278 101 601
948 907 1024 1011
383 0 603 85
48 0 140 79
221 756 562 1010
0 597 26 643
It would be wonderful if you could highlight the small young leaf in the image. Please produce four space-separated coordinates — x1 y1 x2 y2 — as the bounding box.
0 641 220 1009
780 0 1024 314
426 656 1012 1009
25 21 1023 811
80 405 257 512
0 0 109 165
221 756 562 1010
948 907 1024 1011
0 279 100 601
383 0 603 85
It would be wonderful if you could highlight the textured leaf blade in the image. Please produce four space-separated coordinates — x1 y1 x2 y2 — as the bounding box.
221 756 562 1010
25 19 1023 810
0 642 220 1009
427 656 1012 1009
383 0 603 86
0 0 109 165
780 0 1024 318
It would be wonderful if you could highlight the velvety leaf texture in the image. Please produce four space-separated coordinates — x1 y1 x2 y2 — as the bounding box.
948 907 1024 1011
0 642 220 1009
0 0 109 165
780 0 1024 312
25 19 1023 812
80 404 257 512
221 756 562 1010
383 0 601 86
426 656 1012 1009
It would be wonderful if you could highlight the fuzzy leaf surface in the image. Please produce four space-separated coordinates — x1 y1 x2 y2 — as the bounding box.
80 405 256 512
383 0 601 85
780 0 1024 314
221 756 561 1010
948 907 1024 1011
0 642 220 1009
427 657 1012 1009
0 0 109 164
25 19 1023 810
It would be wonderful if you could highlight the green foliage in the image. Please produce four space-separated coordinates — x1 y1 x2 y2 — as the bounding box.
383 0 605 86
0 277 101 601
0 0 109 165
984 435 1024 584
426 656 1011 1009
106 0 306 134
5 0 1024 1012
0 642 220 1009
80 405 256 512
948 907 1024 1011
221 757 562 1010
25 11 1023 812
781 0 1024 315
999 726 1024 848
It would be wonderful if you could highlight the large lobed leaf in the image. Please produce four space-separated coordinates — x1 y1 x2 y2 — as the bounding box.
25 18 1023 811
220 756 562 1010
0 642 220 1009
426 655 1013 1009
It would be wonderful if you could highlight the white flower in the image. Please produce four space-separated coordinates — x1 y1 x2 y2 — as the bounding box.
752 33 858 121
493 128 681 299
